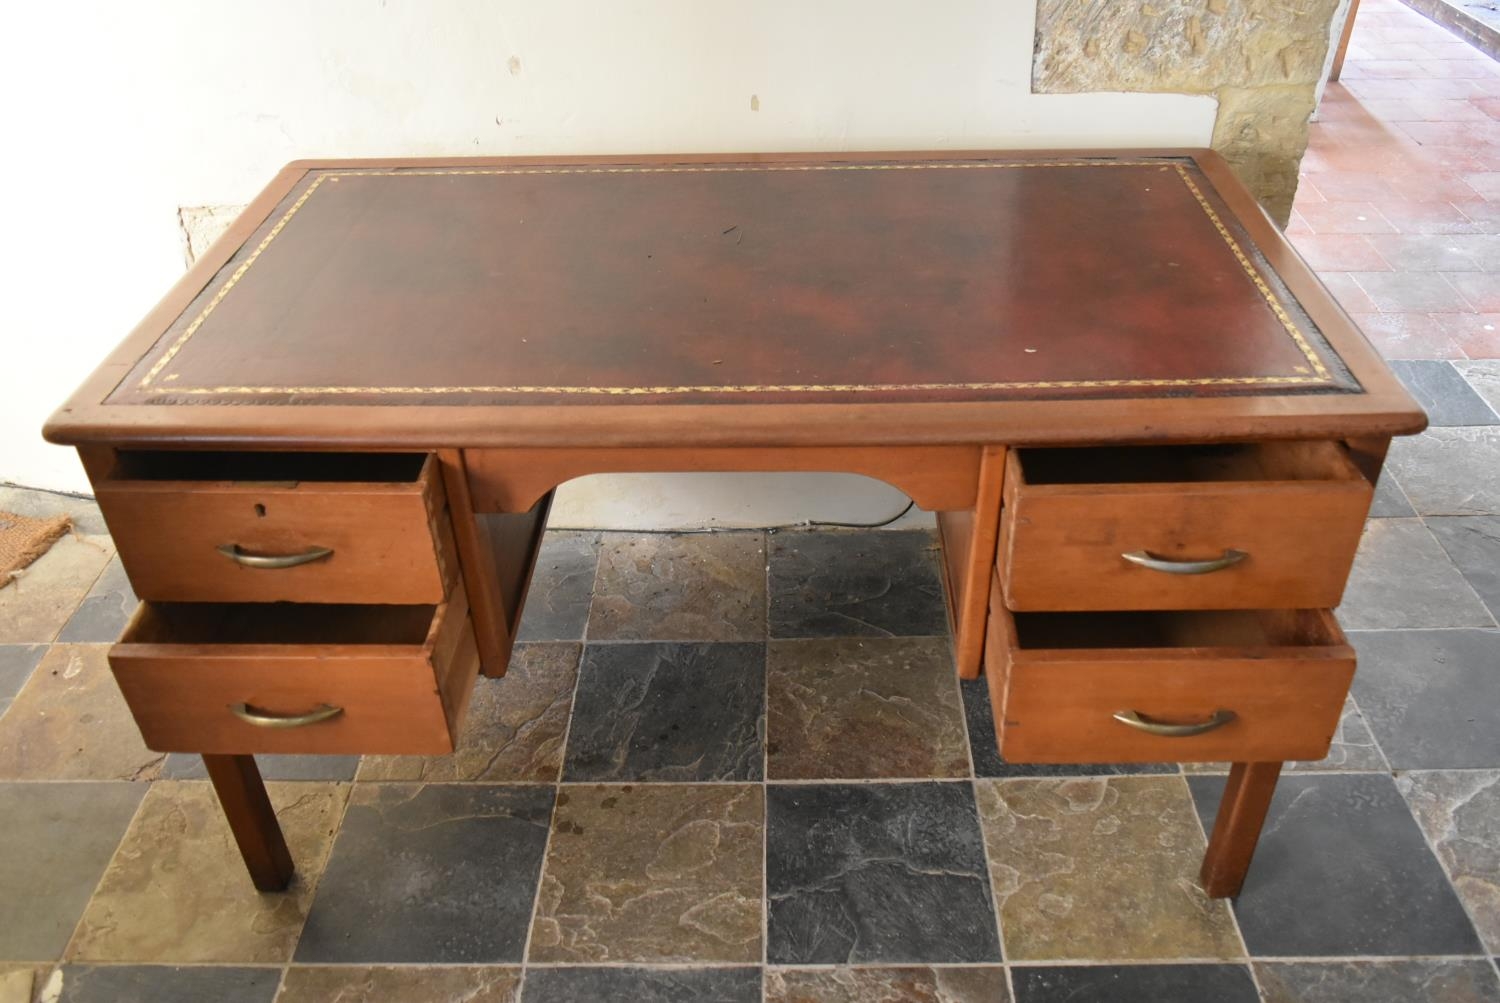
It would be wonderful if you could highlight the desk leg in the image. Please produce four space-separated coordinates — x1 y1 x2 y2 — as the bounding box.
1200 760 1282 898
203 754 294 892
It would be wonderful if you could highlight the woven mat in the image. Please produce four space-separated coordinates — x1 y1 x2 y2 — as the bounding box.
0 510 71 585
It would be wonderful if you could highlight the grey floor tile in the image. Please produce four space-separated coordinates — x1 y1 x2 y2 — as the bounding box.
1254 959 1500 1003
1350 629 1500 769
1429 516 1500 619
766 781 1000 965
1386 428 1500 516
1188 773 1484 956
160 752 360 781
1458 360 1500 416
516 531 599 642
1368 467 1416 517
563 642 763 782
765 967 1009 1002
0 487 108 536
588 533 766 642
1336 519 1493 629
769 530 948 639
56 556 136 643
278 966 521 1002
49 965 280 1003
295 784 553 964
0 781 145 961
1398 770 1500 953
1010 965 1258 1003
0 644 45 715
521 966 761 1003
960 678 1174 778
1390 360 1500 425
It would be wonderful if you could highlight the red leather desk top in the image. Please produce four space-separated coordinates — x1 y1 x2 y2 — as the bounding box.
105 155 1359 409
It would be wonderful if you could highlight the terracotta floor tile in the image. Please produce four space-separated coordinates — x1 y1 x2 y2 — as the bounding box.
1449 271 1500 311
1378 199 1487 234
1290 233 1388 270
1348 312 1470 359
1381 172 1484 202
1297 201 1397 234
1439 313 1500 357
1348 271 1467 312
1298 171 1394 202
1364 233 1487 271
1318 272 1381 313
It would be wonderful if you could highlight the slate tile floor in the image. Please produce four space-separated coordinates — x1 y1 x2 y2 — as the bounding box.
6 5 1500 1001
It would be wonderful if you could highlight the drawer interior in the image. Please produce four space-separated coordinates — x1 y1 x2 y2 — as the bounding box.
1009 608 1343 651
109 450 428 484
1015 441 1359 486
124 602 438 646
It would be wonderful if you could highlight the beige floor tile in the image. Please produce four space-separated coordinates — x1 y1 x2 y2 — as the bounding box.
529 784 763 963
767 637 968 779
765 966 1010 1002
0 534 113 644
277 966 520 1002
587 534 766 641
975 776 1242 962
1397 770 1500 953
0 645 163 781
0 966 46 1003
69 781 348 964
359 644 580 783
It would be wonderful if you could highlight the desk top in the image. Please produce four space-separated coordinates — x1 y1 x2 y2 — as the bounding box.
48 150 1425 448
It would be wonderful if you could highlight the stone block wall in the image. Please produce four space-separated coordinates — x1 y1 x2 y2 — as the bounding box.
1033 0 1343 225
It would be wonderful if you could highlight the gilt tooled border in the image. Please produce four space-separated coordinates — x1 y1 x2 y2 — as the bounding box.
135 160 1337 398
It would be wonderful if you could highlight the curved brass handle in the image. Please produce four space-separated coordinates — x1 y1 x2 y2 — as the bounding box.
1112 709 1236 737
217 544 333 569
1121 549 1246 575
229 703 343 729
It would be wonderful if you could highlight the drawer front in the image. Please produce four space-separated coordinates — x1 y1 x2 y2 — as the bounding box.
999 444 1372 611
984 583 1355 763
108 587 479 756
97 453 455 604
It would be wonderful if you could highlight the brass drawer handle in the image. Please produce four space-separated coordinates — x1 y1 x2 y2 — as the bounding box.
1121 549 1246 575
1113 709 1236 737
229 702 343 729
217 544 333 569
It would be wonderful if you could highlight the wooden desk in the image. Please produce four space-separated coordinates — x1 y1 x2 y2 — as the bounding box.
45 150 1425 900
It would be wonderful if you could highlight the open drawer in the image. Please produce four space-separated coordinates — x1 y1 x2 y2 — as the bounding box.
95 451 456 605
998 440 1372 611
984 577 1355 763
108 584 478 755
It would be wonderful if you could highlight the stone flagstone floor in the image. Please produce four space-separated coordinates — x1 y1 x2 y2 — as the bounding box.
3 2 1500 1000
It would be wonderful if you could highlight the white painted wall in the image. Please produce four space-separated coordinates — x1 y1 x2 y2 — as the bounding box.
0 0 1216 527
